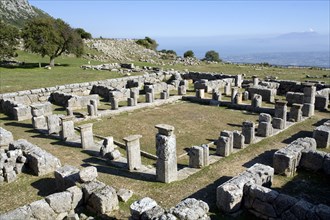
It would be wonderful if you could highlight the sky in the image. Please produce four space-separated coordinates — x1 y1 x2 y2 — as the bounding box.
30 0 330 39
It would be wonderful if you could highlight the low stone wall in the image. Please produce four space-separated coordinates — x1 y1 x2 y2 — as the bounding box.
300 150 330 174
247 86 277 102
194 79 232 93
0 148 26 183
269 80 328 96
243 183 330 219
49 92 99 110
0 127 13 149
9 139 61 176
216 163 274 214
273 137 316 176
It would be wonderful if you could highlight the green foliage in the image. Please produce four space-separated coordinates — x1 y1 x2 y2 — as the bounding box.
159 49 177 59
75 28 92 39
0 21 20 61
183 50 195 58
136 36 158 50
22 17 84 66
204 50 221 62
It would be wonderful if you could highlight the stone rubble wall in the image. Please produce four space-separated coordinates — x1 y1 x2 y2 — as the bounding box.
286 91 305 105
0 148 26 183
0 127 14 149
247 86 277 102
313 120 330 148
130 197 210 220
300 149 330 175
216 163 274 214
243 183 330 220
268 80 328 96
9 139 61 176
194 79 232 93
182 71 236 82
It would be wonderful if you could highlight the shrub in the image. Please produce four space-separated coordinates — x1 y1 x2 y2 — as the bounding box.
136 36 158 50
183 50 195 58
204 50 221 62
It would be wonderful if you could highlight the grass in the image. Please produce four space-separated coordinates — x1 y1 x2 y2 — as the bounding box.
76 101 259 160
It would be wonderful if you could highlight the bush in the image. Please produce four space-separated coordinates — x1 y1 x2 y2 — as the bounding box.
0 21 20 61
75 28 92 39
204 50 221 62
136 36 158 50
183 50 194 58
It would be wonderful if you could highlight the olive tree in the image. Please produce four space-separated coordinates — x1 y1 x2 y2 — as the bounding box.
22 17 84 66
0 21 20 61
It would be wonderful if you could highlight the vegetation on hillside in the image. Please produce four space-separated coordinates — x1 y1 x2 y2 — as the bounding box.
0 20 20 60
136 36 158 50
204 50 222 62
22 17 84 66
159 49 177 59
183 50 195 58
75 28 92 39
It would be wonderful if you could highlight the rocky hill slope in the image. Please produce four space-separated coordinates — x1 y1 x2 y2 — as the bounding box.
0 0 49 27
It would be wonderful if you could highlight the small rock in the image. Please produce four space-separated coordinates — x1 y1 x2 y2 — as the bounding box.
117 188 133 202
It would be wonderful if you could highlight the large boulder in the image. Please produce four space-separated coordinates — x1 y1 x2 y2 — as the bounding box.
79 166 98 183
170 198 210 220
86 185 119 214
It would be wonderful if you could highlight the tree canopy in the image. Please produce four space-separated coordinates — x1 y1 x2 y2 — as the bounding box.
0 20 20 61
204 50 222 62
136 36 158 50
75 28 92 39
183 50 195 58
22 17 84 66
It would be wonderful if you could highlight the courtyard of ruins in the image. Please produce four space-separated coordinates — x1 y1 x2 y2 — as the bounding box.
0 67 329 219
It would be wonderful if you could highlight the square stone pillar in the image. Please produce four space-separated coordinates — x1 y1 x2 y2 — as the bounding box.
243 91 249 101
47 114 62 134
220 130 233 153
235 74 242 87
90 100 98 116
257 113 273 137
224 83 231 96
66 107 73 116
196 89 205 99
242 121 255 144
189 146 204 168
272 118 285 130
79 123 94 149
123 135 142 171
302 103 315 117
110 98 118 110
146 93 154 103
216 136 230 157
233 131 245 149
201 144 210 166
160 91 168 100
252 75 259 86
251 94 262 108
303 84 316 104
275 100 287 121
231 87 238 103
212 89 221 101
178 85 187 95
87 104 95 116
155 124 177 183
60 116 75 141
289 104 303 122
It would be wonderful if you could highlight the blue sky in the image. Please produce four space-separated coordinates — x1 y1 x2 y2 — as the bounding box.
30 0 330 38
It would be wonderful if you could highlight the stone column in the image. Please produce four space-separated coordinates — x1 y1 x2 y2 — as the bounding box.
155 124 177 183
90 100 98 116
123 135 142 171
47 114 61 134
242 121 255 144
196 89 205 99
243 91 249 101
160 91 168 100
273 100 287 129
201 144 210 166
231 87 238 103
216 136 230 157
257 113 273 137
234 92 243 104
220 130 233 153
252 75 259 86
87 104 95 116
100 136 115 157
127 98 136 106
66 107 73 116
251 94 262 108
212 89 221 101
235 74 242 87
302 84 316 117
31 105 47 130
178 85 187 95
189 146 204 168
233 131 245 149
146 93 154 103
289 104 303 122
110 98 119 110
130 88 139 106
79 123 94 149
61 116 75 141
302 103 314 117
224 83 231 96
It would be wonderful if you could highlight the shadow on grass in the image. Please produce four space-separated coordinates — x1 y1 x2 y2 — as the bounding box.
31 178 57 196
313 118 329 127
4 121 33 129
242 149 277 168
0 62 70 69
81 157 157 182
281 130 313 144
272 169 330 206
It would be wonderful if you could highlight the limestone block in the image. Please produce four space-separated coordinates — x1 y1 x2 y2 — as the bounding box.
242 121 255 144
54 165 80 191
178 85 186 95
99 136 114 157
141 205 165 220
47 114 62 134
4 170 16 183
0 205 33 220
272 117 285 130
313 125 330 148
32 116 48 130
300 150 326 171
66 186 83 210
315 95 328 110
322 154 330 175
201 144 210 166
87 185 119 214
289 104 303 122
257 122 273 137
170 198 210 220
146 93 154 103
79 166 98 183
220 130 233 152
79 123 94 150
216 136 230 157
233 131 245 149
123 135 142 171
251 94 262 108
259 113 272 123
302 103 314 117
189 146 204 168
29 199 56 220
45 191 72 214
117 188 133 202
61 116 75 141
81 180 106 203
0 127 14 148
130 197 158 220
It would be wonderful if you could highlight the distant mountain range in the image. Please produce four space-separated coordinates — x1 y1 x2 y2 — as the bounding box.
0 0 49 27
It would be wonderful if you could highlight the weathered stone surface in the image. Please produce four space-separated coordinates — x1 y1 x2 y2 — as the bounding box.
242 121 255 144
45 191 72 214
0 205 33 220
141 205 165 220
55 165 80 191
66 186 83 210
170 198 210 220
302 103 314 117
0 127 14 148
87 185 119 214
289 104 303 122
107 149 121 160
130 197 158 220
30 199 57 219
79 166 98 183
216 136 230 157
189 146 204 168
233 131 245 149
47 114 62 134
100 136 115 157
315 204 330 220
272 117 285 130
313 125 330 148
273 137 317 176
117 188 133 202
82 180 106 202
32 115 48 130
323 154 330 175
61 116 75 141
123 135 142 171
300 150 326 171
257 121 273 137
79 123 94 149
273 193 298 216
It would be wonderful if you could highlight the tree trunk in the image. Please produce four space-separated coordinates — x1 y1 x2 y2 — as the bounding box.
49 57 55 67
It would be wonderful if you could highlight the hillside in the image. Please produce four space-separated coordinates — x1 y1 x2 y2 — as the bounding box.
0 0 50 27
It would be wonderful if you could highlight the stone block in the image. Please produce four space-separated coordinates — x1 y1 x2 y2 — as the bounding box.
87 185 119 214
82 180 106 203
66 186 83 210
0 205 33 219
29 199 56 220
257 122 273 137
170 198 209 220
315 95 328 110
130 197 158 220
322 154 330 175
45 191 72 214
0 127 14 148
300 150 326 171
189 146 204 168
32 116 48 130
272 117 285 129
313 125 330 148
117 188 133 202
47 114 62 134
242 121 255 144
233 131 245 149
216 136 230 157
141 205 165 220
79 123 94 149
123 135 142 171
55 165 80 191
79 166 98 183
302 103 314 117
289 104 303 122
